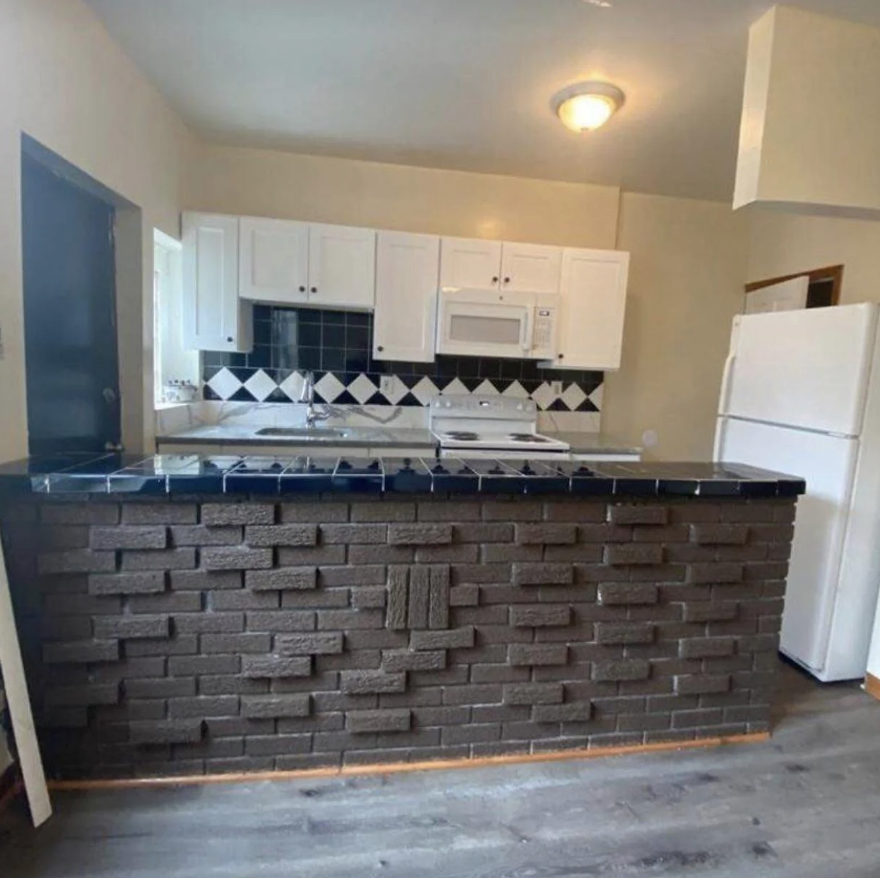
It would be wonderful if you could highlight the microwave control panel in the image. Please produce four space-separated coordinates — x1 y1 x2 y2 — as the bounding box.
532 306 557 357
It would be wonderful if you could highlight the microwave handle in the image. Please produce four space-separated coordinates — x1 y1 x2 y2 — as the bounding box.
521 307 533 352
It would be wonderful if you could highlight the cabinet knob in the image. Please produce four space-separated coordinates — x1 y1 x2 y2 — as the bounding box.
310 286 317 294
503 277 511 284
377 345 385 353
492 276 499 284
299 286 306 293
558 354 564 360
227 336 233 343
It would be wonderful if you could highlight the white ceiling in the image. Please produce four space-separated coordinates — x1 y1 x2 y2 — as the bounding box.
85 0 880 202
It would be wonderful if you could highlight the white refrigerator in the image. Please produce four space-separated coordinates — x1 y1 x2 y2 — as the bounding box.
715 303 880 682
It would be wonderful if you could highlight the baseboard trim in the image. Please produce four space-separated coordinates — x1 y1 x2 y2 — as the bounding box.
864 672 880 701
47 731 770 791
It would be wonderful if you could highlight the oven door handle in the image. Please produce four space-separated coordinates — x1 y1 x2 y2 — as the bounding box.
521 308 533 353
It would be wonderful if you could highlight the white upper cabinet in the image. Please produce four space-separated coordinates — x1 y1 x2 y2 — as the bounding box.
374 231 440 363
542 248 630 371
239 217 309 304
182 213 253 353
500 242 562 294
308 224 376 309
439 237 503 290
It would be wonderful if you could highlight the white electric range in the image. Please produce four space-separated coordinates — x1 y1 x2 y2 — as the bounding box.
429 395 571 459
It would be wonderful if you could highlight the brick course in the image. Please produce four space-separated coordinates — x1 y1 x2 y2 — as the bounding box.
6 494 794 779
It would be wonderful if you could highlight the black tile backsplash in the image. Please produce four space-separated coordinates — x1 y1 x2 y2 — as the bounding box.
202 305 604 410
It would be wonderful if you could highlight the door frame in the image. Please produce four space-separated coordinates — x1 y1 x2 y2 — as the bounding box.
745 264 844 304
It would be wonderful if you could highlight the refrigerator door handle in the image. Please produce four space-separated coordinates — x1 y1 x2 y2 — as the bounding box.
717 354 736 417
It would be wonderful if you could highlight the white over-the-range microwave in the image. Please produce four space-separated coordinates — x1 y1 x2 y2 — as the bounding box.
435 287 559 360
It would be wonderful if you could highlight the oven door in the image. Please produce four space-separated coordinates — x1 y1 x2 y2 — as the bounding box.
437 290 535 359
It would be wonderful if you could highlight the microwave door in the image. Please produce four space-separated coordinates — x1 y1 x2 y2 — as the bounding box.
439 302 531 358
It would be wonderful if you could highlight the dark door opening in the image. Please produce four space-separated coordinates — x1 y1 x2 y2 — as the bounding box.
21 152 121 456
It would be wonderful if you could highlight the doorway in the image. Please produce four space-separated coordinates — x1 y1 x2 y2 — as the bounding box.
21 150 122 455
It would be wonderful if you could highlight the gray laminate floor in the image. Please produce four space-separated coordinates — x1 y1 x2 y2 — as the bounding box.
3 662 880 878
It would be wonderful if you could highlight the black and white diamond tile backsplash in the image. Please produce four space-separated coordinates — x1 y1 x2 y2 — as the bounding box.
202 305 603 413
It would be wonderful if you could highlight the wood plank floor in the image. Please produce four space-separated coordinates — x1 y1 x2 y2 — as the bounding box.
3 661 880 878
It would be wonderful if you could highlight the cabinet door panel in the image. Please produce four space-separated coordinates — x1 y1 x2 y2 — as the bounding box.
440 237 502 290
182 213 252 353
545 249 629 371
239 217 309 303
374 232 440 362
308 224 376 309
501 243 562 294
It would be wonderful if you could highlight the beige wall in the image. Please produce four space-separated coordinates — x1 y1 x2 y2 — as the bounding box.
0 0 197 463
187 146 621 249
603 194 749 460
747 209 880 303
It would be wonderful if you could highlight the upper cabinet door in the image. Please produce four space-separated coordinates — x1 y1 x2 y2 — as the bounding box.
439 237 503 290
239 217 309 304
500 243 562 294
374 231 440 363
544 249 630 371
308 224 376 309
182 213 253 353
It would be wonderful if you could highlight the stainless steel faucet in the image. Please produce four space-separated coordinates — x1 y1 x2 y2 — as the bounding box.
299 371 331 427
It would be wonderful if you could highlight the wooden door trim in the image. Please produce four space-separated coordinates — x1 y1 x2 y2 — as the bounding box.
745 265 843 305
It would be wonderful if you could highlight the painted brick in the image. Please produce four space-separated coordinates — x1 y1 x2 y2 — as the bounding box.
442 724 500 745
278 546 347 567
482 501 543 522
170 525 243 547
509 605 571 628
382 650 446 672
122 504 197 525
246 610 315 632
89 571 166 596
579 524 633 543
319 566 386 587
93 615 170 640
418 501 481 522
276 632 344 655
692 524 749 546
317 610 383 630
281 590 348 610
350 502 416 523
593 660 651 682
410 627 475 651
201 633 271 654
503 683 564 705
43 640 119 664
247 568 317 591
674 674 731 695
347 545 414 565
202 503 274 526
175 612 246 634
168 655 240 675
386 567 409 630
281 502 348 523
245 525 317 547
242 656 312 678
39 550 116 575
608 505 668 526
442 684 503 706
452 523 514 543
533 702 593 723
428 566 451 630
241 695 311 719
125 678 197 699
320 524 387 544
687 563 744 584
597 584 659 606
121 548 196 572
43 503 120 525
44 683 121 707
595 623 655 645
200 546 272 571
512 563 573 587
417 544 479 564
125 635 197 657
515 523 577 545
680 637 736 659
90 527 167 551
737 634 780 653
169 696 239 719
130 720 204 745
508 644 569 667
449 585 480 607
408 567 430 629
683 603 738 623
170 571 242 592
340 671 406 695
347 709 411 734
632 525 690 544
388 523 453 546
604 543 664 566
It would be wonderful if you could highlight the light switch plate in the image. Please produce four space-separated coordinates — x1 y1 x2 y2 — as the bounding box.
380 375 395 395
551 380 563 395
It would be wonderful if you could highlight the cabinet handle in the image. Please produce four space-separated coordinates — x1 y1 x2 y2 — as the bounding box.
558 354 564 360
310 286 318 294
377 345 385 353
227 336 233 343
299 286 306 293
503 277 511 284
492 276 499 284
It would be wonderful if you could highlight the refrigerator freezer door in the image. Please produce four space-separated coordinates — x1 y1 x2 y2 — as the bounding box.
716 417 859 677
723 303 878 436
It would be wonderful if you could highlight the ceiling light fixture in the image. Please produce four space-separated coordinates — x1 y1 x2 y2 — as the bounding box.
552 81 625 133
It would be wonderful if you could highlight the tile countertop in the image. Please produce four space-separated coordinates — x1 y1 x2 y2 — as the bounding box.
541 431 643 455
0 453 806 499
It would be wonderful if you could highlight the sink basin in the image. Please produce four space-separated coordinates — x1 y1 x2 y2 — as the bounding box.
254 427 350 439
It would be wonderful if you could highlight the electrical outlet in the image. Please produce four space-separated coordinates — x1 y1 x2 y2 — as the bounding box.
551 380 563 395
380 375 395 395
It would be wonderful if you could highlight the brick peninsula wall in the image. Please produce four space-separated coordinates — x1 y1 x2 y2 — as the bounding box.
0 493 796 780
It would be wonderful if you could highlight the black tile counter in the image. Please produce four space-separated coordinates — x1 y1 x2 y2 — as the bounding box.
0 453 804 780
0 453 806 498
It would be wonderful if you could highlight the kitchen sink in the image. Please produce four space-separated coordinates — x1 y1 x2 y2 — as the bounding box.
254 427 351 439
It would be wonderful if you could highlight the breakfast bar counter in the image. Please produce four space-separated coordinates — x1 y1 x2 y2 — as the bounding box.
0 453 804 779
